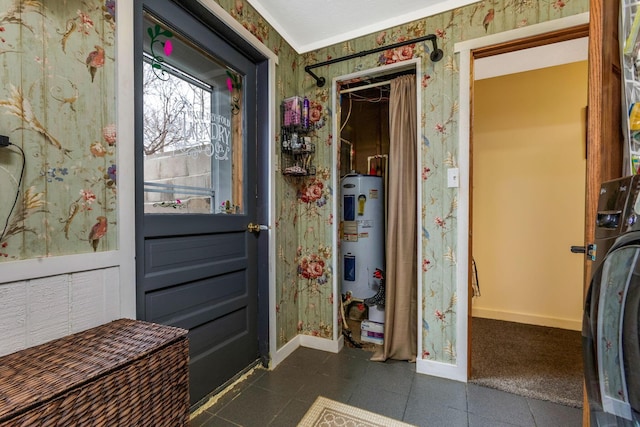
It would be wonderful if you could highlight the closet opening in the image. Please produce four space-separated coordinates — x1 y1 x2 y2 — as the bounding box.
336 65 418 360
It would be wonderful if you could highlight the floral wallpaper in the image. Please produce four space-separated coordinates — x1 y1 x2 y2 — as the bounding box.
0 0 590 367
295 0 589 364
0 0 116 260
214 0 590 363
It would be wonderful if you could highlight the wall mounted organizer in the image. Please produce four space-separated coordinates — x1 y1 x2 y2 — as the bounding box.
281 97 316 176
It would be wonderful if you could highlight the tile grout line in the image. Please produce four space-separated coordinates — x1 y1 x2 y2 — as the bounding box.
400 374 416 423
267 396 295 426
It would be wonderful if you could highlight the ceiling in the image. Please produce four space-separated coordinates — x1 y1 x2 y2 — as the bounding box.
246 0 479 53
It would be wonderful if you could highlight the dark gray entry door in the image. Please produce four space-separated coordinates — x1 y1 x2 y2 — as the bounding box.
135 0 263 406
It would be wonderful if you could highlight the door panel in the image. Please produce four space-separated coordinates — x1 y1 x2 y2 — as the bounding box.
145 271 247 325
188 311 253 402
135 0 260 406
144 233 247 281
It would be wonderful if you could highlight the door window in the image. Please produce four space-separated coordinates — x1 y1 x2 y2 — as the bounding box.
142 13 244 215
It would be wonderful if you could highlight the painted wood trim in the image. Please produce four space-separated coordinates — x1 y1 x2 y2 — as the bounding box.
455 12 590 53
467 53 475 379
196 0 279 64
456 47 471 383
117 0 137 319
415 59 424 365
416 358 467 383
272 335 300 368
1 251 120 284
472 24 589 59
299 334 344 354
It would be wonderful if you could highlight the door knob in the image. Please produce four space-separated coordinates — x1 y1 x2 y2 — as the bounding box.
247 223 269 233
570 243 596 261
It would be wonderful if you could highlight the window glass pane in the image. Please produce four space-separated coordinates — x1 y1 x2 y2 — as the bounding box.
142 12 244 214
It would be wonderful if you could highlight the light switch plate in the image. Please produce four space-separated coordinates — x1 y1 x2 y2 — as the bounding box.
447 168 459 188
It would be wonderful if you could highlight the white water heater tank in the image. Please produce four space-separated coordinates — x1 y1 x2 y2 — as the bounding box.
341 174 385 304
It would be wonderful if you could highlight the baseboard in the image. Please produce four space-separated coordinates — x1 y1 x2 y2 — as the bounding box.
271 335 300 368
416 358 467 383
271 334 344 369
472 307 582 331
300 334 344 353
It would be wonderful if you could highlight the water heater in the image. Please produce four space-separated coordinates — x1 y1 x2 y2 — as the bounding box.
341 174 385 310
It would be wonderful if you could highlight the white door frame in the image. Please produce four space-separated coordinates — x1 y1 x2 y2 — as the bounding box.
454 12 589 381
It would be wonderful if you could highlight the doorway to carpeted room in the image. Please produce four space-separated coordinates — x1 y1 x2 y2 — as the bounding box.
470 317 583 408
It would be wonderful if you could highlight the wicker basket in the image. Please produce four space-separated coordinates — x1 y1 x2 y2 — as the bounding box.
0 319 189 426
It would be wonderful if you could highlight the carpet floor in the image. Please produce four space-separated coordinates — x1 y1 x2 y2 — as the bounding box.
470 317 583 408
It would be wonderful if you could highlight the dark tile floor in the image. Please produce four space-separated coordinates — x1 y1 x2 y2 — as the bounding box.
190 346 582 427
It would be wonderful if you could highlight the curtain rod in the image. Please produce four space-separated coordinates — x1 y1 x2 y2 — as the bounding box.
340 79 391 94
304 34 443 87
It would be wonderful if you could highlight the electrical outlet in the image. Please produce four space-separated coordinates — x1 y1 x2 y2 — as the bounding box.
0 135 10 147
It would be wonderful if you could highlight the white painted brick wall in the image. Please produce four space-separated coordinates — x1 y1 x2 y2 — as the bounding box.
0 282 27 355
0 267 121 357
27 275 70 348
70 269 121 333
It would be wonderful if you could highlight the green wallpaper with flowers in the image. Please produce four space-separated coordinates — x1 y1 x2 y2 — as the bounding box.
0 0 116 260
215 0 590 363
0 0 589 366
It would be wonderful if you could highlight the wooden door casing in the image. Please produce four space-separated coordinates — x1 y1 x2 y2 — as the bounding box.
584 1 624 425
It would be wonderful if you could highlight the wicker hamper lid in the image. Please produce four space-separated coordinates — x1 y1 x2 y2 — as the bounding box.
0 318 188 422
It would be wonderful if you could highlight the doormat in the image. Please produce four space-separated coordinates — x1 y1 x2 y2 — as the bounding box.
297 396 416 427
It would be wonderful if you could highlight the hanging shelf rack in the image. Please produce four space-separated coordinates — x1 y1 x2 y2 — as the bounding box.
304 34 444 87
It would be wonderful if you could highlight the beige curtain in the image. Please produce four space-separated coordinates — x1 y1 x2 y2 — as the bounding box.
372 75 417 362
